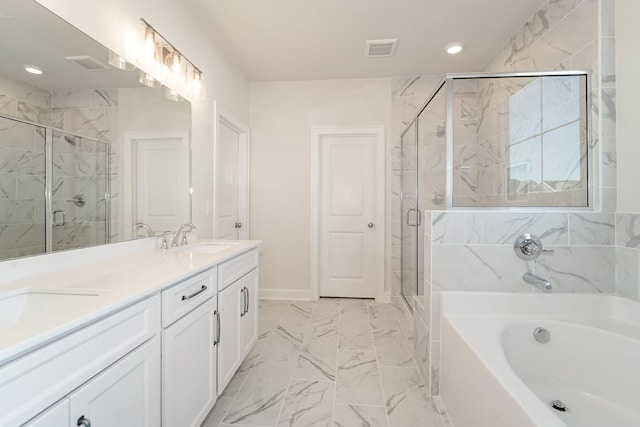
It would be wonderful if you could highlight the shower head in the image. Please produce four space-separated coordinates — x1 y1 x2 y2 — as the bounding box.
64 135 78 146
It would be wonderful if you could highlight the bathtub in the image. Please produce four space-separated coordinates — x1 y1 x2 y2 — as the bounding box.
439 292 640 427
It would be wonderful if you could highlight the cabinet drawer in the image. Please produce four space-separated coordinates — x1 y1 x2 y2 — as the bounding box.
218 249 258 291
0 296 159 427
162 268 216 327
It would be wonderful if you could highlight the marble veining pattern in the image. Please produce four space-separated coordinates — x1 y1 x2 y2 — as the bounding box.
205 298 446 427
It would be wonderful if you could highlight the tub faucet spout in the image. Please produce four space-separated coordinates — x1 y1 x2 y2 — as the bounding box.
523 272 552 291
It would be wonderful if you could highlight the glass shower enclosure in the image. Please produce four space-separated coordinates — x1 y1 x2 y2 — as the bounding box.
399 71 589 309
0 113 110 260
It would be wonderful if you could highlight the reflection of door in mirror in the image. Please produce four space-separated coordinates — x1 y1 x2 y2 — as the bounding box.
123 132 190 240
214 105 249 240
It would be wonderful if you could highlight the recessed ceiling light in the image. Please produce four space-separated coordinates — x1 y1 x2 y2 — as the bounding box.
24 65 44 75
446 43 464 55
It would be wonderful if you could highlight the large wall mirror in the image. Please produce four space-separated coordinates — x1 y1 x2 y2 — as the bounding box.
0 0 192 261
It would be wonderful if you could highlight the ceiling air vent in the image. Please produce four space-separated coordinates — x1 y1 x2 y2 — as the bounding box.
64 55 110 71
365 39 398 57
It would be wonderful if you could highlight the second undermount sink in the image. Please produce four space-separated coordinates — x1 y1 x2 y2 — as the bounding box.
0 288 104 332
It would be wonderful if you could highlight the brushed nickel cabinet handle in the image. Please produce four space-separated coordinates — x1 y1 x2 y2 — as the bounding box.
213 310 220 346
181 285 207 301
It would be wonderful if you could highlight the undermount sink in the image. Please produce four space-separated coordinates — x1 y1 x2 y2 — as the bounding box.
177 241 242 255
0 288 104 332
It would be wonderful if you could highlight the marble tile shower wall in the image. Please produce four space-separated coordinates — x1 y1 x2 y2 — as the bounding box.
50 89 118 250
0 74 51 259
0 73 117 258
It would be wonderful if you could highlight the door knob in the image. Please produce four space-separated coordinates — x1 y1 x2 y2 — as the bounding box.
368 222 374 228
235 222 243 229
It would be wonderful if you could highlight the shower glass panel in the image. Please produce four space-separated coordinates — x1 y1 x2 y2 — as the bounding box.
401 121 418 307
51 131 109 251
448 72 589 207
0 116 46 260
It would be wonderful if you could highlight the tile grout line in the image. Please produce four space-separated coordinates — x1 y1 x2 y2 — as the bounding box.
367 303 393 427
331 299 341 427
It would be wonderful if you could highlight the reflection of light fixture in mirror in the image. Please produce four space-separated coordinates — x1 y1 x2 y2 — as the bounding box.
139 70 162 88
108 49 136 71
24 65 44 75
446 42 464 55
165 86 183 102
138 18 205 101
191 70 203 99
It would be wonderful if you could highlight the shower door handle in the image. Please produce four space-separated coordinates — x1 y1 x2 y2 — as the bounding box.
406 209 417 227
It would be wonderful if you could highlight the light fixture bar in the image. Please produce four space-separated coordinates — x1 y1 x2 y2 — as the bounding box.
140 18 202 76
138 18 205 101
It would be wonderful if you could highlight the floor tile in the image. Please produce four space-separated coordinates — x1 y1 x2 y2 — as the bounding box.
277 380 335 427
204 298 449 427
223 360 293 426
379 366 444 427
333 404 389 427
372 329 415 367
202 397 234 427
335 350 384 406
294 336 338 381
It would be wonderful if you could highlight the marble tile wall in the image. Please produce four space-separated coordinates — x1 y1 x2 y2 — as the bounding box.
0 75 51 260
50 89 117 250
0 73 117 258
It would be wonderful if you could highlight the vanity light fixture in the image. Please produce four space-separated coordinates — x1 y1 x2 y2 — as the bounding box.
24 65 44 75
108 49 136 71
139 70 162 88
446 42 464 55
137 18 205 101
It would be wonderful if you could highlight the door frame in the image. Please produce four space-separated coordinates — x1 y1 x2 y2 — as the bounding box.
122 130 190 240
213 101 250 239
310 126 386 302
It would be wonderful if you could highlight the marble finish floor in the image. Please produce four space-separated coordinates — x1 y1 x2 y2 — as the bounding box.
201 298 447 427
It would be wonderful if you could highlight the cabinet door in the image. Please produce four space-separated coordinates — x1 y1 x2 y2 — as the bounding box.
69 336 160 427
240 268 259 358
23 400 69 427
162 297 217 427
218 280 242 394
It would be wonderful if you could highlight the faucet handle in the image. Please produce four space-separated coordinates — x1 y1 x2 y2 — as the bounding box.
157 231 173 249
514 234 553 261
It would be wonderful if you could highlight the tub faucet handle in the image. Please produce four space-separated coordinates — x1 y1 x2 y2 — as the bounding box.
514 234 552 261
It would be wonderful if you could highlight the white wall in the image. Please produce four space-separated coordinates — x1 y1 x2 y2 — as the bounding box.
616 0 639 212
34 0 250 239
250 78 391 298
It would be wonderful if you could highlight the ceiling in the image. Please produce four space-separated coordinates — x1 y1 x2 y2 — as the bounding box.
183 0 547 82
0 0 139 91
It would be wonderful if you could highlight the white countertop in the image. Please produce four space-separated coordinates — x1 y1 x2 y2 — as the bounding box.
0 240 261 365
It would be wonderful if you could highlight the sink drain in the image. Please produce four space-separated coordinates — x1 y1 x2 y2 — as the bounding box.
551 400 567 412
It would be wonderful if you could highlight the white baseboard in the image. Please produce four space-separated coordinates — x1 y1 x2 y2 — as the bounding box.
259 288 314 301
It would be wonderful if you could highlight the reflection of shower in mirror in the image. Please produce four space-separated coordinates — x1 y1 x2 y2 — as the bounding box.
64 135 79 146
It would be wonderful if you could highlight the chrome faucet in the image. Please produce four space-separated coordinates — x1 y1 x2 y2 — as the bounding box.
523 271 552 291
133 222 154 238
171 223 197 247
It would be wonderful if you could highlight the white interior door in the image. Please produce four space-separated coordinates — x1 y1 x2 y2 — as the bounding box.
318 133 380 298
214 103 249 240
124 132 190 238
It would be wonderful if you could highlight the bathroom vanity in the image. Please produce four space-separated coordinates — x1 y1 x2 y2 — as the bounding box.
0 240 260 427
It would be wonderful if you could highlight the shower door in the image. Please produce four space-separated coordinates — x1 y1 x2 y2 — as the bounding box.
400 121 418 308
51 131 109 251
0 116 47 259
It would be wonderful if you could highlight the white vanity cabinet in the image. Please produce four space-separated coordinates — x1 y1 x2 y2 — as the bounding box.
161 268 218 427
8 297 161 427
217 249 259 394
